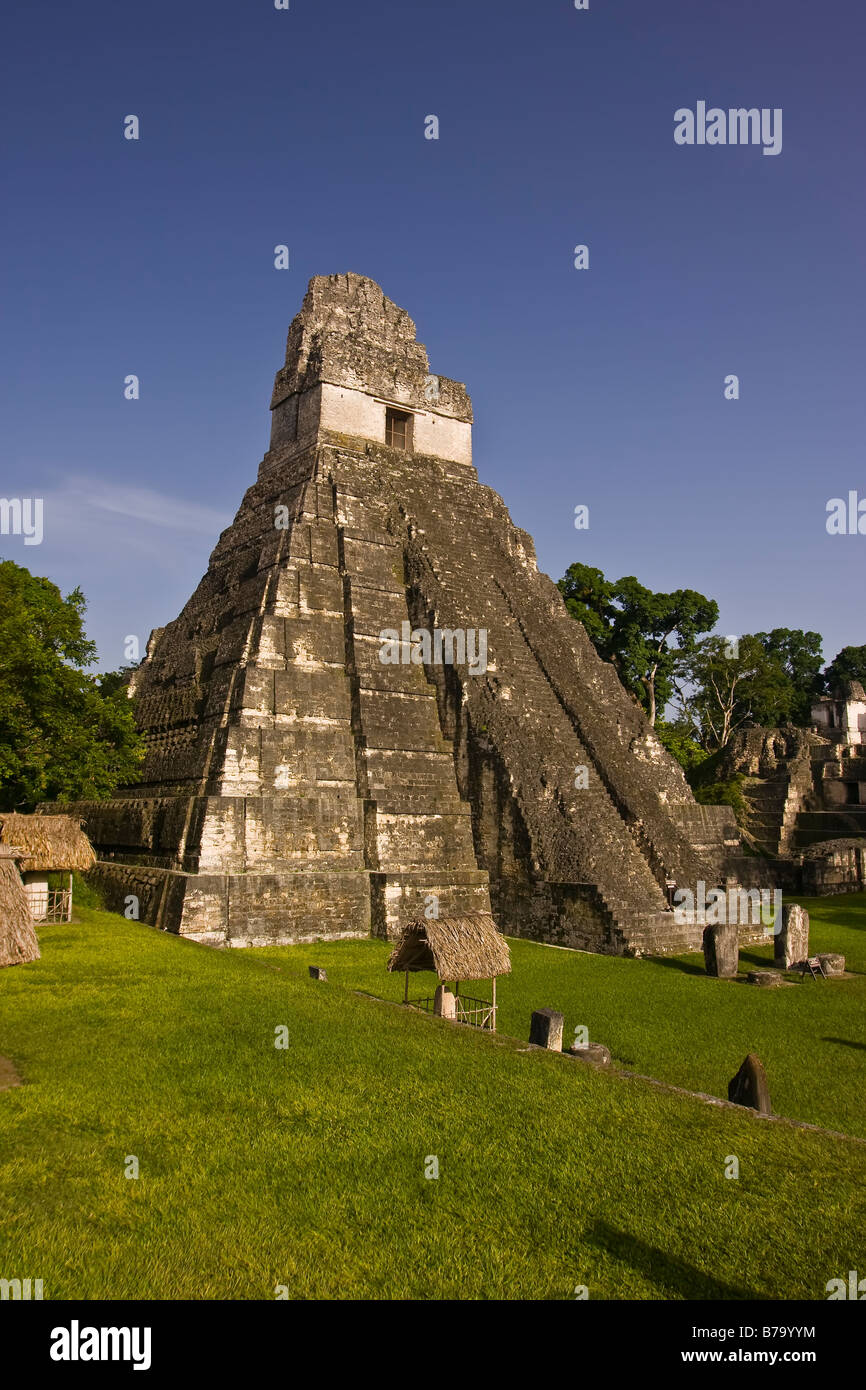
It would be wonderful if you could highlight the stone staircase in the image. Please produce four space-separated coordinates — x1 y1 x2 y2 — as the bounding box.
739 736 817 857
791 807 866 849
741 776 793 856
739 742 866 857
347 445 722 953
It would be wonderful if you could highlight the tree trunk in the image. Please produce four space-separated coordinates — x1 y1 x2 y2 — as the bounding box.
647 669 657 726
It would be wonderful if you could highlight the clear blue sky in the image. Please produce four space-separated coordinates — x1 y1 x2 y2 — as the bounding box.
2 0 864 671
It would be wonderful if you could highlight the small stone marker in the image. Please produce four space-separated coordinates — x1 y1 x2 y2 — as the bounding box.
817 953 845 977
529 1008 564 1050
775 904 809 970
728 1053 772 1114
433 984 456 1019
747 970 783 988
568 1041 611 1066
308 966 328 981
702 921 739 978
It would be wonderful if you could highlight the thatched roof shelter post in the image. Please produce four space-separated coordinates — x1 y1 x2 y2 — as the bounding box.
0 814 96 923
0 814 96 873
0 850 40 968
387 913 511 1032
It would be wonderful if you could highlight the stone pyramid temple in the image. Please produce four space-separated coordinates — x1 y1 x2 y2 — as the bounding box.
60 273 759 954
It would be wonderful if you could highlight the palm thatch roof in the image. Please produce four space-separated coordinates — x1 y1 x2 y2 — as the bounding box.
387 914 511 981
0 856 40 968
0 814 96 873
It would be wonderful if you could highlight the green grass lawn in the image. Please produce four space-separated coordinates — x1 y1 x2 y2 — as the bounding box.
0 904 864 1300
256 894 866 1140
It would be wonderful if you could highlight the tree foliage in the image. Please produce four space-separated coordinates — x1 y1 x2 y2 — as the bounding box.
653 719 709 774
751 628 824 725
557 563 616 652
558 562 718 725
0 559 144 811
558 562 847 764
824 644 866 692
679 634 794 751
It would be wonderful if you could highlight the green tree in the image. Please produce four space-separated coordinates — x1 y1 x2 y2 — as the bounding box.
96 666 140 700
557 563 616 653
683 634 793 751
610 578 719 726
558 564 718 726
654 719 709 774
0 559 144 811
823 644 866 692
752 628 823 725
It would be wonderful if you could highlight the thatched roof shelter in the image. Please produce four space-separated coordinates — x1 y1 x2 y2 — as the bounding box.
0 814 96 874
0 851 40 967
387 913 511 981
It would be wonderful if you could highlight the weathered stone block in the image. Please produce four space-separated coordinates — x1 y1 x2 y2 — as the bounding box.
299 566 343 614
817 952 846 977
702 921 739 977
433 984 456 1019
728 1053 772 1114
342 536 402 589
568 1042 612 1066
257 615 287 668
775 903 809 969
369 870 491 940
309 519 339 568
747 970 783 988
308 966 328 981
240 667 275 719
529 1008 564 1051
285 614 345 668
274 668 351 722
346 586 408 636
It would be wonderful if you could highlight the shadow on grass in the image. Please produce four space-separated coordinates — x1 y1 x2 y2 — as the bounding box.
792 895 866 932
738 947 777 968
584 1221 762 1301
646 956 706 977
822 1037 866 1052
